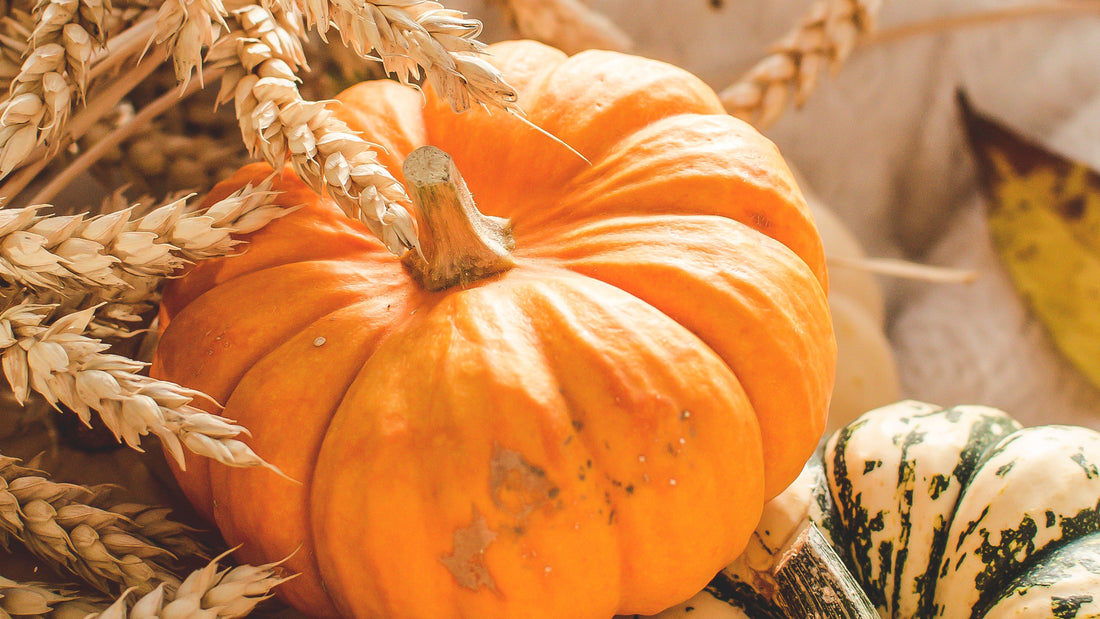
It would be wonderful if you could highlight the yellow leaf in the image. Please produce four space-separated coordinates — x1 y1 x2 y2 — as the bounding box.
959 91 1100 391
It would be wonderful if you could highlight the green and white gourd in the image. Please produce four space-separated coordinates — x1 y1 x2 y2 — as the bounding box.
636 400 1100 619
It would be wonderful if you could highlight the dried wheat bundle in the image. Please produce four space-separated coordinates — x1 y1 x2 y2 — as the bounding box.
148 0 522 253
0 178 295 471
495 0 632 54
0 0 521 612
0 454 205 595
719 0 882 128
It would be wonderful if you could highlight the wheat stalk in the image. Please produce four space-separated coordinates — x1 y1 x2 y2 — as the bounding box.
719 0 883 128
88 549 293 619
0 303 285 475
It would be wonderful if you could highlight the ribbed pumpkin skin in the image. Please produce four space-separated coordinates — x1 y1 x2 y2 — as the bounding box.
818 401 1100 619
150 40 834 619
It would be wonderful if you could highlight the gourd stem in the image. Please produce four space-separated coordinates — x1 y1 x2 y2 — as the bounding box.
401 145 515 291
772 523 879 619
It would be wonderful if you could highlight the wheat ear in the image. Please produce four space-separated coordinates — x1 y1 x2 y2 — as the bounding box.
0 575 103 618
0 176 283 299
206 3 421 254
0 454 193 595
0 303 285 475
0 0 113 175
87 549 294 619
719 0 883 128
306 0 522 113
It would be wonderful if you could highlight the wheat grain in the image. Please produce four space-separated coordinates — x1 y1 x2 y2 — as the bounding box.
719 0 882 128
0 303 284 475
152 0 227 89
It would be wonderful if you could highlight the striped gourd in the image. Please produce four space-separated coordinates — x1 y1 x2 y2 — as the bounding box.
638 401 1100 619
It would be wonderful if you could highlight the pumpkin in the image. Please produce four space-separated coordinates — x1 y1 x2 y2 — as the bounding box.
150 40 835 619
650 400 1100 618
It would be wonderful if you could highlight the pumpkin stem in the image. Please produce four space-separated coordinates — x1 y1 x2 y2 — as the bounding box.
400 145 516 291
772 523 879 618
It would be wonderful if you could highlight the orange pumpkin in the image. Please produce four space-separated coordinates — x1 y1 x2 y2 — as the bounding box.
150 40 835 619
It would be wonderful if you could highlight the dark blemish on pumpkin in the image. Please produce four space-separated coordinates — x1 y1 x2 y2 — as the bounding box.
1052 595 1094 618
572 420 584 432
1071 452 1099 479
928 473 950 500
604 440 611 450
625 484 635 495
563 435 573 446
680 410 691 420
685 607 695 613
708 0 723 8
1015 243 1039 262
995 460 1015 477
490 447 556 518
750 212 771 230
1059 195 1087 220
1046 510 1057 528
863 460 881 474
548 487 560 499
608 509 616 525
578 466 587 482
440 508 499 593
587 459 593 469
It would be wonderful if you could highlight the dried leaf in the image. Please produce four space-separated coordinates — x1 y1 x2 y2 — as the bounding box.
959 91 1100 391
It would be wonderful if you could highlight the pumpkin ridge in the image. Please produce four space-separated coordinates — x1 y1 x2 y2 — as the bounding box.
505 47 724 165
307 281 631 619
522 112 826 286
516 273 764 612
207 294 426 617
936 425 1100 619
152 259 402 517
528 214 831 498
